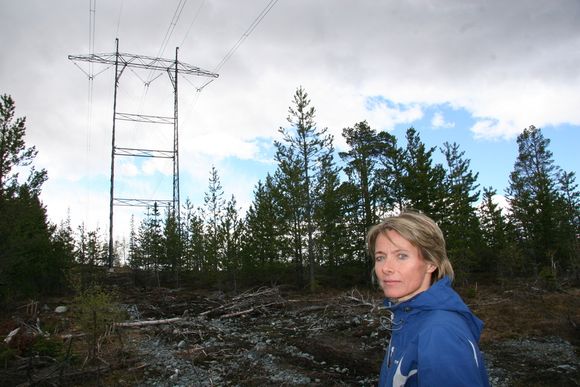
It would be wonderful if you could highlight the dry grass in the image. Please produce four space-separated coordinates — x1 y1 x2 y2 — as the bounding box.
461 282 580 345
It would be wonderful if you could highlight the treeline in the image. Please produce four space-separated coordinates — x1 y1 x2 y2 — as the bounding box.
1 89 579 304
122 87 579 290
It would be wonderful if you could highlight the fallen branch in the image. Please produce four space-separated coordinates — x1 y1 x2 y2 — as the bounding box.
468 297 510 307
115 317 182 328
200 286 287 318
199 304 226 317
221 307 254 319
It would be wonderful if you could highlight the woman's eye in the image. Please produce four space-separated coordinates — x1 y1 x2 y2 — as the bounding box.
397 254 408 260
375 255 384 262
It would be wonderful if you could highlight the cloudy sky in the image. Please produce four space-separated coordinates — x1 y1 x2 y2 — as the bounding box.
1 0 579 241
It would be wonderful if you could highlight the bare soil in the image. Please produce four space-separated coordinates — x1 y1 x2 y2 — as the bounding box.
1 276 579 386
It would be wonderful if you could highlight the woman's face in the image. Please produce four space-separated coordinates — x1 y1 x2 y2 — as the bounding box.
374 230 435 302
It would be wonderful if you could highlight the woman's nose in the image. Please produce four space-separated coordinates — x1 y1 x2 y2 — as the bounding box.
381 259 394 274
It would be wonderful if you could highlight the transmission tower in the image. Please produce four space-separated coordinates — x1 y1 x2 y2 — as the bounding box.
69 39 219 268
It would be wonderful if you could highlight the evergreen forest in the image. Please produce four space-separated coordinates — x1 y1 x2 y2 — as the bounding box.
1 88 579 305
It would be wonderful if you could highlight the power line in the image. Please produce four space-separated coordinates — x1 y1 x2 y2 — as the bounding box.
213 0 279 73
139 0 188 110
115 0 124 38
86 0 97 223
179 0 206 48
149 0 188 81
89 0 96 58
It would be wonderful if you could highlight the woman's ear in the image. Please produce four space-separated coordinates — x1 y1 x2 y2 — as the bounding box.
426 263 437 273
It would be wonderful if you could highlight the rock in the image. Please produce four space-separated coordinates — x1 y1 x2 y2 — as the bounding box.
169 368 179 380
177 340 186 349
4 327 20 344
54 306 68 314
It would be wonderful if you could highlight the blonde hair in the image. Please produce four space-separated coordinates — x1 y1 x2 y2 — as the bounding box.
367 211 454 283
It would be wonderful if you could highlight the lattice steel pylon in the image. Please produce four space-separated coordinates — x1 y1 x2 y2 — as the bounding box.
69 39 219 268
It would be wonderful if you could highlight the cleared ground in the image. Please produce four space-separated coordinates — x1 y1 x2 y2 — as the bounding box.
1 276 579 386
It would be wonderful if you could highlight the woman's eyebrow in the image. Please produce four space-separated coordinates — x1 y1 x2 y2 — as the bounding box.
375 247 408 255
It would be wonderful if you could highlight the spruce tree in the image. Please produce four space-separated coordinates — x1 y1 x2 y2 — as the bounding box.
202 166 225 272
314 138 344 269
137 203 164 286
242 175 280 270
556 170 580 275
128 215 143 269
53 210 76 262
221 195 243 290
440 141 482 276
377 136 406 214
163 210 182 287
182 199 205 272
478 187 507 275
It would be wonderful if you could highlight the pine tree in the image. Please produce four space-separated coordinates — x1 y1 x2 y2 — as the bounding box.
339 121 398 259
401 128 446 219
0 94 47 198
274 86 333 291
506 125 562 274
272 150 305 285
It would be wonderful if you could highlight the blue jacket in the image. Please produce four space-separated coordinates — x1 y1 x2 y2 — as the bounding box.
379 277 490 387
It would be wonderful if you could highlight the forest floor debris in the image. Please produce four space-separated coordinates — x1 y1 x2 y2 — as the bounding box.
1 280 579 386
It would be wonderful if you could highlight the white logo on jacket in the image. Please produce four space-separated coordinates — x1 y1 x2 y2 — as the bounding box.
393 355 417 387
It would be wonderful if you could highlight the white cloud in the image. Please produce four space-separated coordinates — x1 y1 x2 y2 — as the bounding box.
142 158 173 176
3 0 579 239
118 160 140 177
431 112 455 129
470 119 519 140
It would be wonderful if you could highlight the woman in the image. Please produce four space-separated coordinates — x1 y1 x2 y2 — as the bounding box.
368 211 490 387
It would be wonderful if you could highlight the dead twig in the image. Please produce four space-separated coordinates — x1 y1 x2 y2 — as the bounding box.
343 288 380 311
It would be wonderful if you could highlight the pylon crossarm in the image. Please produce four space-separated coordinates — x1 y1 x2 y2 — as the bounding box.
113 198 173 207
68 52 219 78
116 112 174 124
115 147 174 158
